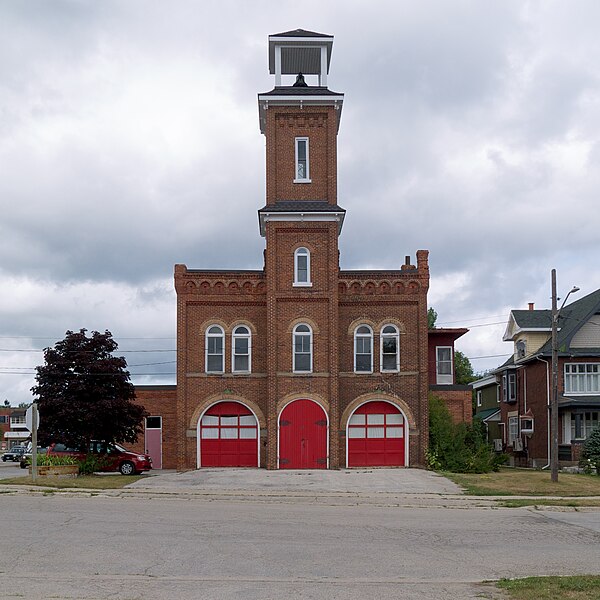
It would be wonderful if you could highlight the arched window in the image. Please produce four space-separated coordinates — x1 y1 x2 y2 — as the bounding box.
294 247 311 286
232 325 251 373
293 324 312 372
354 325 373 373
205 325 225 373
380 324 400 372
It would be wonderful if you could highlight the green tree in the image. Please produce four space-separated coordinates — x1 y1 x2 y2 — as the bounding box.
427 307 438 329
580 427 600 475
427 394 505 473
31 329 147 449
454 350 476 385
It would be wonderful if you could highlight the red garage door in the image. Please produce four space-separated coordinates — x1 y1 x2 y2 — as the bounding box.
279 399 328 469
200 402 258 467
347 401 405 467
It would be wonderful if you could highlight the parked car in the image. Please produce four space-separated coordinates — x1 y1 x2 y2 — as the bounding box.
47 441 152 475
2 446 26 462
20 447 48 469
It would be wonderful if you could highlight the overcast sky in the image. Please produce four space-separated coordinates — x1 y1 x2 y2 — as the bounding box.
2 0 600 405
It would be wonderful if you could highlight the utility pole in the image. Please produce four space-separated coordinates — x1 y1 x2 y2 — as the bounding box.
550 271 579 483
550 269 559 483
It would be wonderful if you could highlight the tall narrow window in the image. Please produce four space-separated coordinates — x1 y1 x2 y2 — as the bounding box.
508 373 517 402
232 325 251 373
293 324 312 372
436 346 453 384
354 325 373 373
294 247 311 286
294 137 310 182
380 325 399 372
206 325 224 373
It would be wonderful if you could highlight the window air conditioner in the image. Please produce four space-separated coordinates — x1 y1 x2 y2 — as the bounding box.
493 439 503 452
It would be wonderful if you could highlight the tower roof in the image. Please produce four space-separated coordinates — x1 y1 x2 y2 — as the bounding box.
268 29 334 77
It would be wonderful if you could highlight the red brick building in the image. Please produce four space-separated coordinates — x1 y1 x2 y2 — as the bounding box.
428 328 472 424
134 30 470 471
495 290 600 467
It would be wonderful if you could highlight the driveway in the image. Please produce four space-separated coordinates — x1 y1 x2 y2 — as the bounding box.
130 467 462 495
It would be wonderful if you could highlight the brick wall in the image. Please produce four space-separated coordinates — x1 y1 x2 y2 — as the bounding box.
131 385 177 469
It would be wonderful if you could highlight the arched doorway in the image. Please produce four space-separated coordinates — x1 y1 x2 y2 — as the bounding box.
347 400 406 467
278 399 328 469
198 401 259 467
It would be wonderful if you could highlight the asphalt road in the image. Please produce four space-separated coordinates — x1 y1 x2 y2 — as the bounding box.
1 491 599 600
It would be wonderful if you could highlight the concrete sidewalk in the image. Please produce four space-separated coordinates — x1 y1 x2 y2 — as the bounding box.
129 467 460 495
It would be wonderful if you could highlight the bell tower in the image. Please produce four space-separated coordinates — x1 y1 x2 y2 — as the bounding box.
257 30 345 468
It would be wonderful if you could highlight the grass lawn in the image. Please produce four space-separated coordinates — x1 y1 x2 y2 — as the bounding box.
500 498 600 508
497 575 600 599
0 474 147 489
444 468 600 497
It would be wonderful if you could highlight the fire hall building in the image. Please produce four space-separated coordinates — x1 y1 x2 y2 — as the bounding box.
135 30 436 471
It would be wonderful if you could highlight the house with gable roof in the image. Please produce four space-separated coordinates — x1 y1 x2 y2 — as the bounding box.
495 289 600 467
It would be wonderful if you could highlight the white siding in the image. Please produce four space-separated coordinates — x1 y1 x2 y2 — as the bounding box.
571 315 600 348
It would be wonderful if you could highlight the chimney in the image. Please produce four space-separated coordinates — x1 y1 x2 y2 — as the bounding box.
528 302 534 311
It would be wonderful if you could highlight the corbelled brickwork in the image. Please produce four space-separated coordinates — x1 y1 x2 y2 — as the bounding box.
135 30 439 471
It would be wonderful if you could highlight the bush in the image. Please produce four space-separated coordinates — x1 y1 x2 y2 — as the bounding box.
580 427 600 475
37 454 78 467
77 453 109 475
428 394 506 473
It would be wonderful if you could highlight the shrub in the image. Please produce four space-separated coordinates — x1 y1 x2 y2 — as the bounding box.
77 453 109 475
37 454 78 467
580 427 600 475
428 394 506 473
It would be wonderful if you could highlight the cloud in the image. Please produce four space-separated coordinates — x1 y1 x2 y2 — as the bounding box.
2 1 600 402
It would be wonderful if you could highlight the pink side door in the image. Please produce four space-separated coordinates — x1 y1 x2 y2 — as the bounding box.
145 416 162 469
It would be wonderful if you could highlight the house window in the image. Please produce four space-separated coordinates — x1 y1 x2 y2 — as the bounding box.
520 417 534 433
516 340 526 359
293 247 311 286
571 411 599 440
294 137 310 182
476 390 482 408
508 416 519 445
436 347 453 384
0 416 6 424
503 372 516 402
206 325 225 373
232 326 251 373
380 325 399 372
354 325 373 373
293 324 312 373
564 363 600 394
508 373 516 402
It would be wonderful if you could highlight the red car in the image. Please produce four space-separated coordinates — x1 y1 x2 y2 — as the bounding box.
47 441 152 475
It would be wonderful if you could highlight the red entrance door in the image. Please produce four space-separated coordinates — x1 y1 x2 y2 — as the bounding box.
347 401 405 467
200 402 258 467
279 399 328 469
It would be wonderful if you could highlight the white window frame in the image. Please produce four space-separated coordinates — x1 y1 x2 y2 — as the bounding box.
294 137 311 183
508 372 517 402
380 324 399 373
205 325 225 373
508 416 519 445
293 247 312 287
476 390 482 408
520 417 534 434
232 325 251 374
293 323 313 373
436 346 453 385
564 363 600 395
354 325 373 373
571 411 599 440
